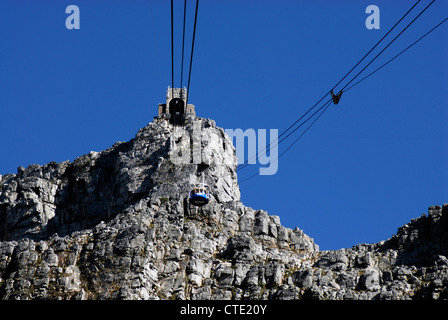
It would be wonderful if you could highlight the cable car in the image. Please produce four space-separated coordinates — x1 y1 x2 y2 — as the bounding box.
189 187 210 206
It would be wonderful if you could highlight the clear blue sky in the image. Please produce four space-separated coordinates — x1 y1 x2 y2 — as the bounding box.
0 0 447 250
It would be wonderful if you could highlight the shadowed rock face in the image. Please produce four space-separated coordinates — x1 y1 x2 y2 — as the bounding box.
0 118 446 300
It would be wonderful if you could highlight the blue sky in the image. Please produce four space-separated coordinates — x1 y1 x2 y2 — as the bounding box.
0 0 446 250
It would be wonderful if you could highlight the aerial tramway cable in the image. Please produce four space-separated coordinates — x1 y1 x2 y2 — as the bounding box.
345 15 448 93
171 0 174 90
280 6 444 170
186 0 199 104
286 14 448 163
237 0 425 172
332 0 422 92
180 0 187 89
238 0 442 182
341 0 436 91
238 99 333 183
169 0 199 106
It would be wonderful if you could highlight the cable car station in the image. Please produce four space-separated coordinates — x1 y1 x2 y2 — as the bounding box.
157 87 196 125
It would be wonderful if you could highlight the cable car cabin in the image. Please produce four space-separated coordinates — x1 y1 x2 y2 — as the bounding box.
189 188 210 206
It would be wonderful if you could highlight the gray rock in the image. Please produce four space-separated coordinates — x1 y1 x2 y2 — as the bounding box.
0 116 446 300
292 268 314 288
215 262 234 286
358 267 381 291
315 249 348 271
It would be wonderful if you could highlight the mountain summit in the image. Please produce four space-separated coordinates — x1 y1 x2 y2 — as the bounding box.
0 116 446 300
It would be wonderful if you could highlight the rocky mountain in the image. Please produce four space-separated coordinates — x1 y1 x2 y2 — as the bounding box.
0 117 447 300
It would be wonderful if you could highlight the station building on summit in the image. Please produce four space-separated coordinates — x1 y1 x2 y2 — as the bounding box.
156 87 196 125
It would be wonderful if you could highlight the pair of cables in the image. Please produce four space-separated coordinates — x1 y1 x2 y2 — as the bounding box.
171 0 199 103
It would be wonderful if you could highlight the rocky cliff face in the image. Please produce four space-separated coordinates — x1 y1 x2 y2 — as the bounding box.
0 117 447 300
